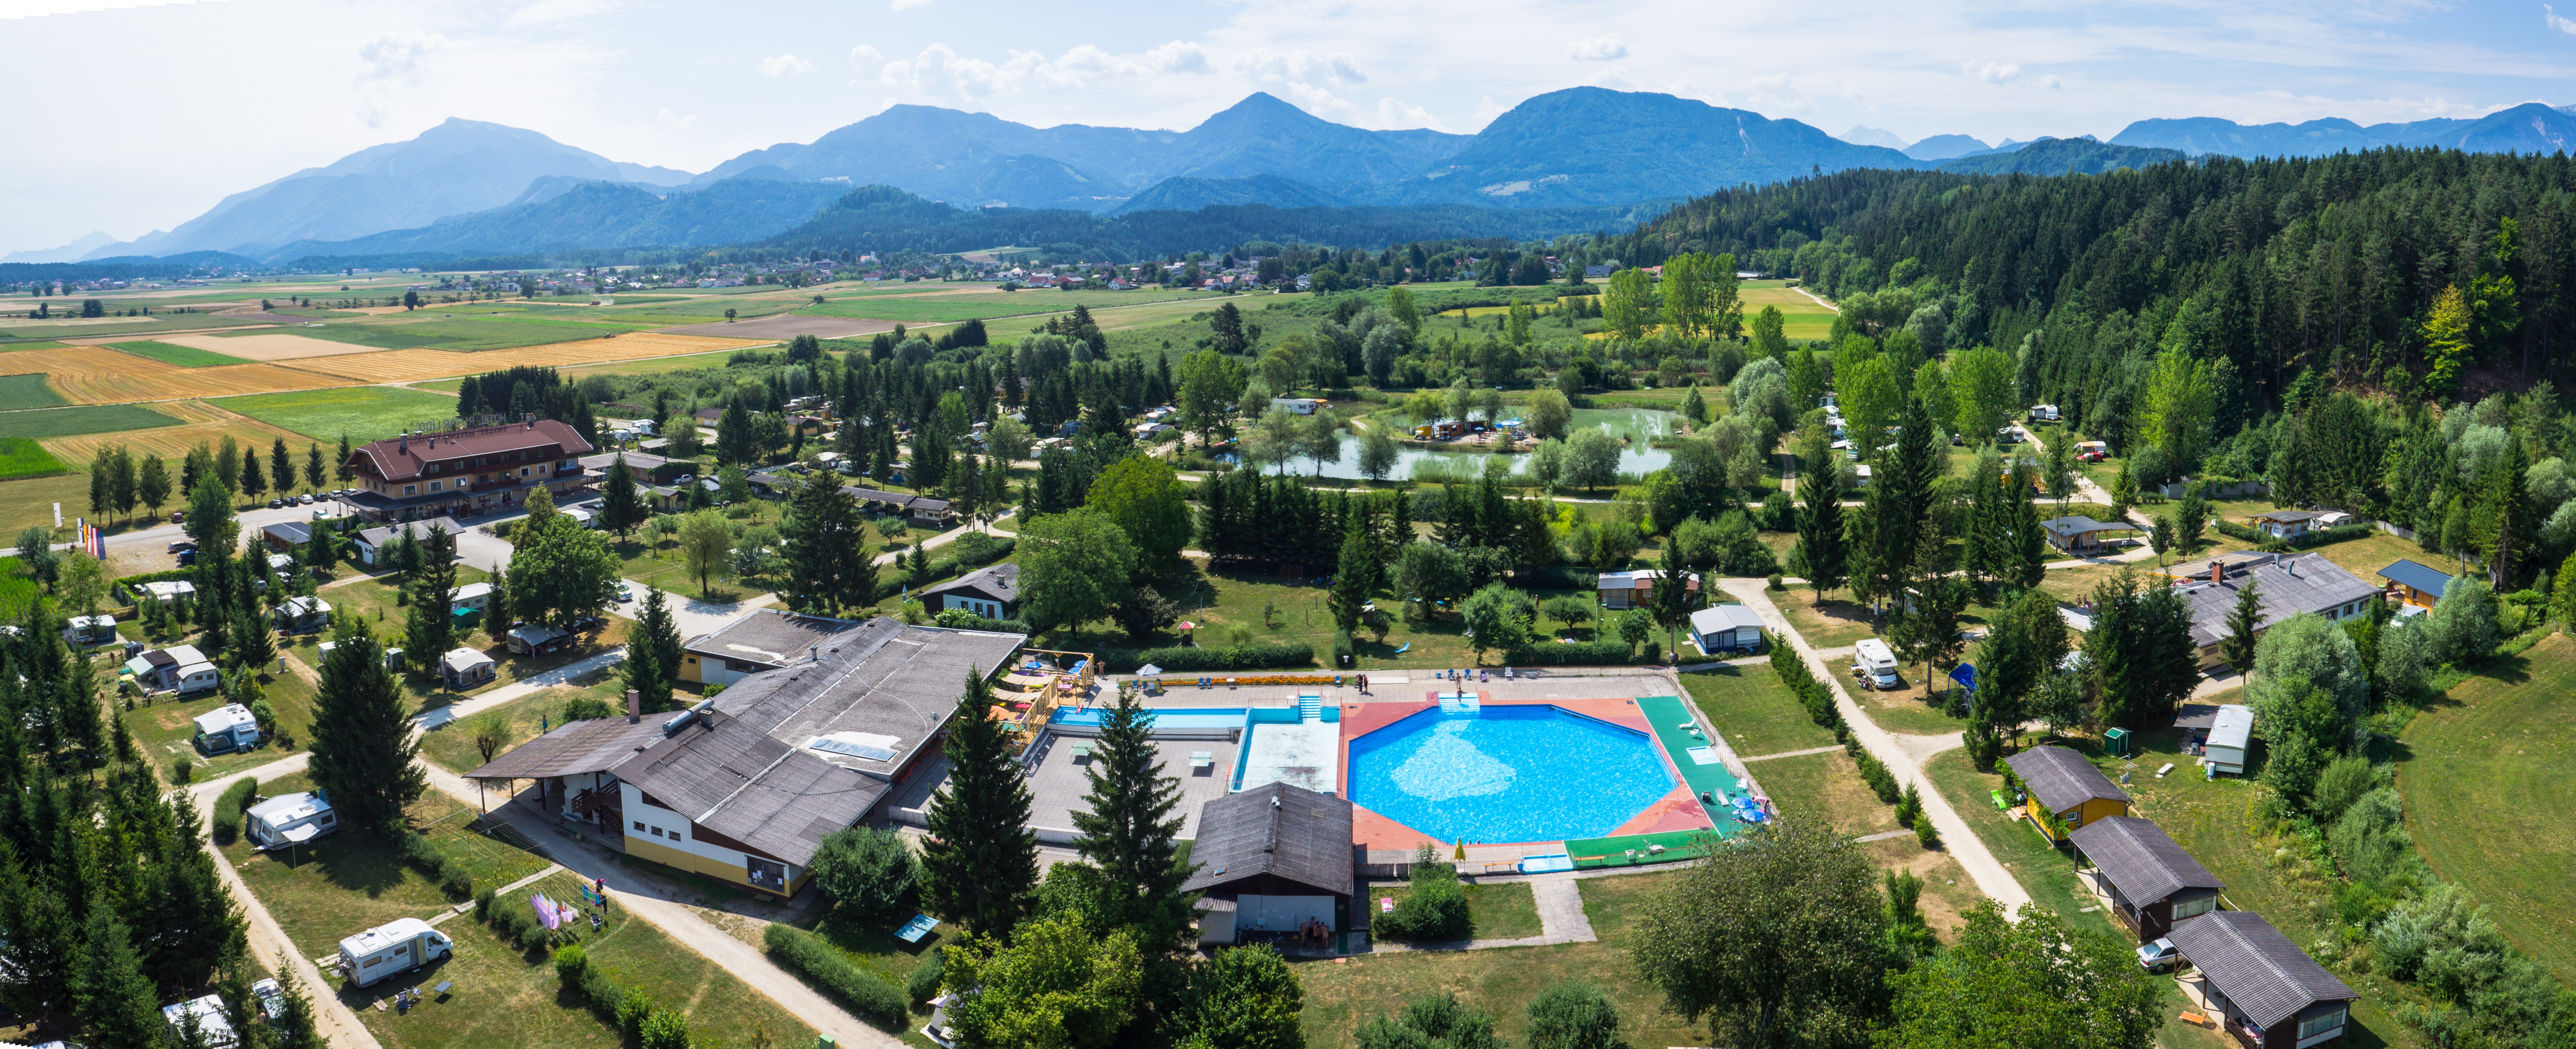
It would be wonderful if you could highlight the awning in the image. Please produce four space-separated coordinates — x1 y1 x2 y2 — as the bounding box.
1136 664 1163 676
281 824 322 844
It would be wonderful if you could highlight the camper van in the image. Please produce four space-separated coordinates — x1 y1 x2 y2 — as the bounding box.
246 791 338 850
160 993 239 1047
338 918 453 988
193 703 260 755
1851 639 1900 690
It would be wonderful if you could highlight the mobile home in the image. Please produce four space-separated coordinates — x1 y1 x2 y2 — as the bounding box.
160 994 239 1047
337 917 453 988
246 791 339 850
1850 639 1899 689
193 703 260 755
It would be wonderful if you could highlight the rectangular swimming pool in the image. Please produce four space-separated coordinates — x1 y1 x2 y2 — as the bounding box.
1050 707 1251 731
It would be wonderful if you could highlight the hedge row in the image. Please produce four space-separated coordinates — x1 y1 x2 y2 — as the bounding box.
1770 644 1842 729
210 777 259 846
762 924 908 1028
552 945 693 1049
2211 519 2375 552
1096 642 1315 674
399 832 475 902
1504 639 1643 666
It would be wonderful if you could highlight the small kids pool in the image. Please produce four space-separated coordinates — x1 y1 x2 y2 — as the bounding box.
1049 707 1249 731
1347 705 1676 844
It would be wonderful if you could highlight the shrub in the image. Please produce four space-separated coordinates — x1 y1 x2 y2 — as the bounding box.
579 965 624 1019
617 987 654 1043
1855 751 1902 804
640 1009 692 1049
475 887 496 921
809 827 919 924
762 924 908 1027
440 869 474 902
1332 634 1355 668
1096 642 1315 673
171 758 194 784
1376 855 1471 942
401 832 444 873
212 776 258 845
907 947 945 1008
552 945 588 985
1914 815 1941 850
1526 980 1625 1049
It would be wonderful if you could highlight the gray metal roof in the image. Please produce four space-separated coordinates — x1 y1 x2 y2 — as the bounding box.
2040 515 2126 537
2209 705 2255 750
357 516 463 548
2248 510 2322 523
2004 745 2129 812
464 716 671 781
610 618 1026 866
919 563 1019 604
2070 815 2223 907
1179 782 1354 899
2169 911 2355 1030
683 610 864 668
2172 553 2381 647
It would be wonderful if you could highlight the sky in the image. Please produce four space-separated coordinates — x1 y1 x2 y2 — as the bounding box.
3 0 2572 254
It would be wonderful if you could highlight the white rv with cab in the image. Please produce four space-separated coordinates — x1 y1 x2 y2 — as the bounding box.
1851 638 1900 690
338 917 453 988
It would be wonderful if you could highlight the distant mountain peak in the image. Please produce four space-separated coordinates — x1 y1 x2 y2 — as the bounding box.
1838 125 1908 149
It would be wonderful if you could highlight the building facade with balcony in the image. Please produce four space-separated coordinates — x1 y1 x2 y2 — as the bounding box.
336 415 597 523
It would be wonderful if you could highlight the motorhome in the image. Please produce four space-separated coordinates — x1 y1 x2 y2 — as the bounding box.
337 917 452 989
160 994 239 1047
245 791 339 850
1851 639 1900 690
193 703 260 755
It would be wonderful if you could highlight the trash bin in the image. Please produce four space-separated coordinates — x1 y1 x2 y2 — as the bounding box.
2104 727 2132 758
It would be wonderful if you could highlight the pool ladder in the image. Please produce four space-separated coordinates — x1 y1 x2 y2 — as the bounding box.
1298 693 1322 722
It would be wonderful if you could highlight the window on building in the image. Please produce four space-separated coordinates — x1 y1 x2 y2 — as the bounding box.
2171 895 2216 920
427 463 440 473
633 821 645 832
403 485 417 496
2297 1009 2347 1039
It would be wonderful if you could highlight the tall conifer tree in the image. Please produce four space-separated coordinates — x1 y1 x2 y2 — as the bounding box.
308 626 426 835
921 666 1038 939
1070 683 1194 947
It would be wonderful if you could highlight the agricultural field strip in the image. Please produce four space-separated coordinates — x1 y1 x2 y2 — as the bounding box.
0 333 776 407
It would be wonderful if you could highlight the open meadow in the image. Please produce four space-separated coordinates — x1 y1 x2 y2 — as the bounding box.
103 339 255 367
797 286 1227 323
215 386 473 443
277 331 768 382
35 399 313 467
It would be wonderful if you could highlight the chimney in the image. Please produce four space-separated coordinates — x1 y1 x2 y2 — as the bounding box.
399 433 408 452
626 689 641 723
2210 561 2224 584
810 645 821 663
525 413 537 429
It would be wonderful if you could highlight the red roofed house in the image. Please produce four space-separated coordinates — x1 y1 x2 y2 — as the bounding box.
338 415 597 523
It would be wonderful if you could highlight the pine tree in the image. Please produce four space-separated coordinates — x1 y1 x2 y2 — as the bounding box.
240 445 266 500
618 630 668 716
921 665 1038 939
1799 460 1848 601
600 456 647 538
2217 579 2263 673
335 433 356 483
404 524 458 676
784 470 873 613
638 585 684 689
308 626 425 836
72 909 165 1049
305 442 325 490
1327 521 1372 635
271 438 293 496
1069 683 1194 948
232 609 276 671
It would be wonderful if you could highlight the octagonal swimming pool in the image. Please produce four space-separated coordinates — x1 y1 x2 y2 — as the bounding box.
1347 705 1676 844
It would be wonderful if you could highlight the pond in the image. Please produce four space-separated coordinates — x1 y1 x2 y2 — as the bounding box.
1265 406 1681 482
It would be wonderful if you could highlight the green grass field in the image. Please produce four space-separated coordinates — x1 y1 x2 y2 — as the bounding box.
107 339 255 367
798 288 1226 323
127 664 321 783
0 373 69 410
0 340 66 352
223 313 654 353
2401 633 2576 986
1678 664 1840 758
0 437 67 479
214 385 469 442
0 402 180 438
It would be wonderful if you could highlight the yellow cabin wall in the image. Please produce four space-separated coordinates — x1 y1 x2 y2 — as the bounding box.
623 834 810 897
678 653 704 684
2024 796 2129 841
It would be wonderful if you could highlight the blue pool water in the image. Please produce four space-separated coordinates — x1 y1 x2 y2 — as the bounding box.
1050 707 1250 730
1347 706 1676 844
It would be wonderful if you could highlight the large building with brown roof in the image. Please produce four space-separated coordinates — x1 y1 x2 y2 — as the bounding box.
337 414 597 522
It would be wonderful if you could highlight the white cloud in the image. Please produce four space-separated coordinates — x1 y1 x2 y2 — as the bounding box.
654 108 696 129
760 53 812 76
1236 49 1366 86
1374 97 1443 129
503 0 608 28
2550 4 2576 36
357 29 445 86
889 0 930 8
847 40 1213 103
1964 61 2021 85
1567 34 1627 61
0 0 216 17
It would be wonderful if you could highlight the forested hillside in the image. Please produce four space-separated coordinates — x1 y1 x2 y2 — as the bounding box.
1606 149 2576 588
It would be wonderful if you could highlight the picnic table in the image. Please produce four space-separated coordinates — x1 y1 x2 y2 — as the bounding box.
896 914 941 943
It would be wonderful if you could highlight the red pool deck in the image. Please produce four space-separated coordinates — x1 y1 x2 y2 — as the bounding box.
1335 692 1715 850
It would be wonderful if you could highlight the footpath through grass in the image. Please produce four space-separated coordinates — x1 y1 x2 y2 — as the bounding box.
2400 634 2576 986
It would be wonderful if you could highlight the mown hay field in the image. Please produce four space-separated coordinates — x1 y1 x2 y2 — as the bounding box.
37 399 315 466
0 403 182 439
18 345 354 403
281 331 768 382
214 386 466 443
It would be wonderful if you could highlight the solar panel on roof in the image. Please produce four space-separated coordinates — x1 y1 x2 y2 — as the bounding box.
809 738 897 762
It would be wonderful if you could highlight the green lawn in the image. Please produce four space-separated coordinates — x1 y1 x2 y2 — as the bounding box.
224 313 654 353
124 660 321 783
107 339 255 367
797 288 1225 323
0 437 68 479
2400 633 2576 986
0 402 181 438
1677 664 1839 758
0 373 70 410
1774 591 1882 650
419 678 628 775
214 386 467 442
221 771 497 957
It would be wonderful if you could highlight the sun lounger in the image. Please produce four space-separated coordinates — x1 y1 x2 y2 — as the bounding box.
1189 750 1214 769
1070 741 1094 762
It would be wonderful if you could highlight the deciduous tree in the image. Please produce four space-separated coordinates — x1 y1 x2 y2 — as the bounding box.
1632 812 1889 1048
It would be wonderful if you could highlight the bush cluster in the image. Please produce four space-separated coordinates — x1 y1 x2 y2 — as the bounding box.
399 832 476 901
211 777 259 846
1770 644 1841 728
905 947 945 1007
761 923 909 1028
1097 642 1315 673
1375 850 1472 943
552 944 697 1048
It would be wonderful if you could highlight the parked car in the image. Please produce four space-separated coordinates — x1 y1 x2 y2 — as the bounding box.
300 493 316 505
2135 938 2178 973
167 540 194 554
171 510 185 524
267 498 284 509
615 582 635 602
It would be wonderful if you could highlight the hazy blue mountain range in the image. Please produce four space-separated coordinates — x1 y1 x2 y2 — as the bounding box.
2 230 120 264
78 118 691 260
1901 134 1989 161
2110 103 2576 157
1110 174 1347 215
257 177 852 263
